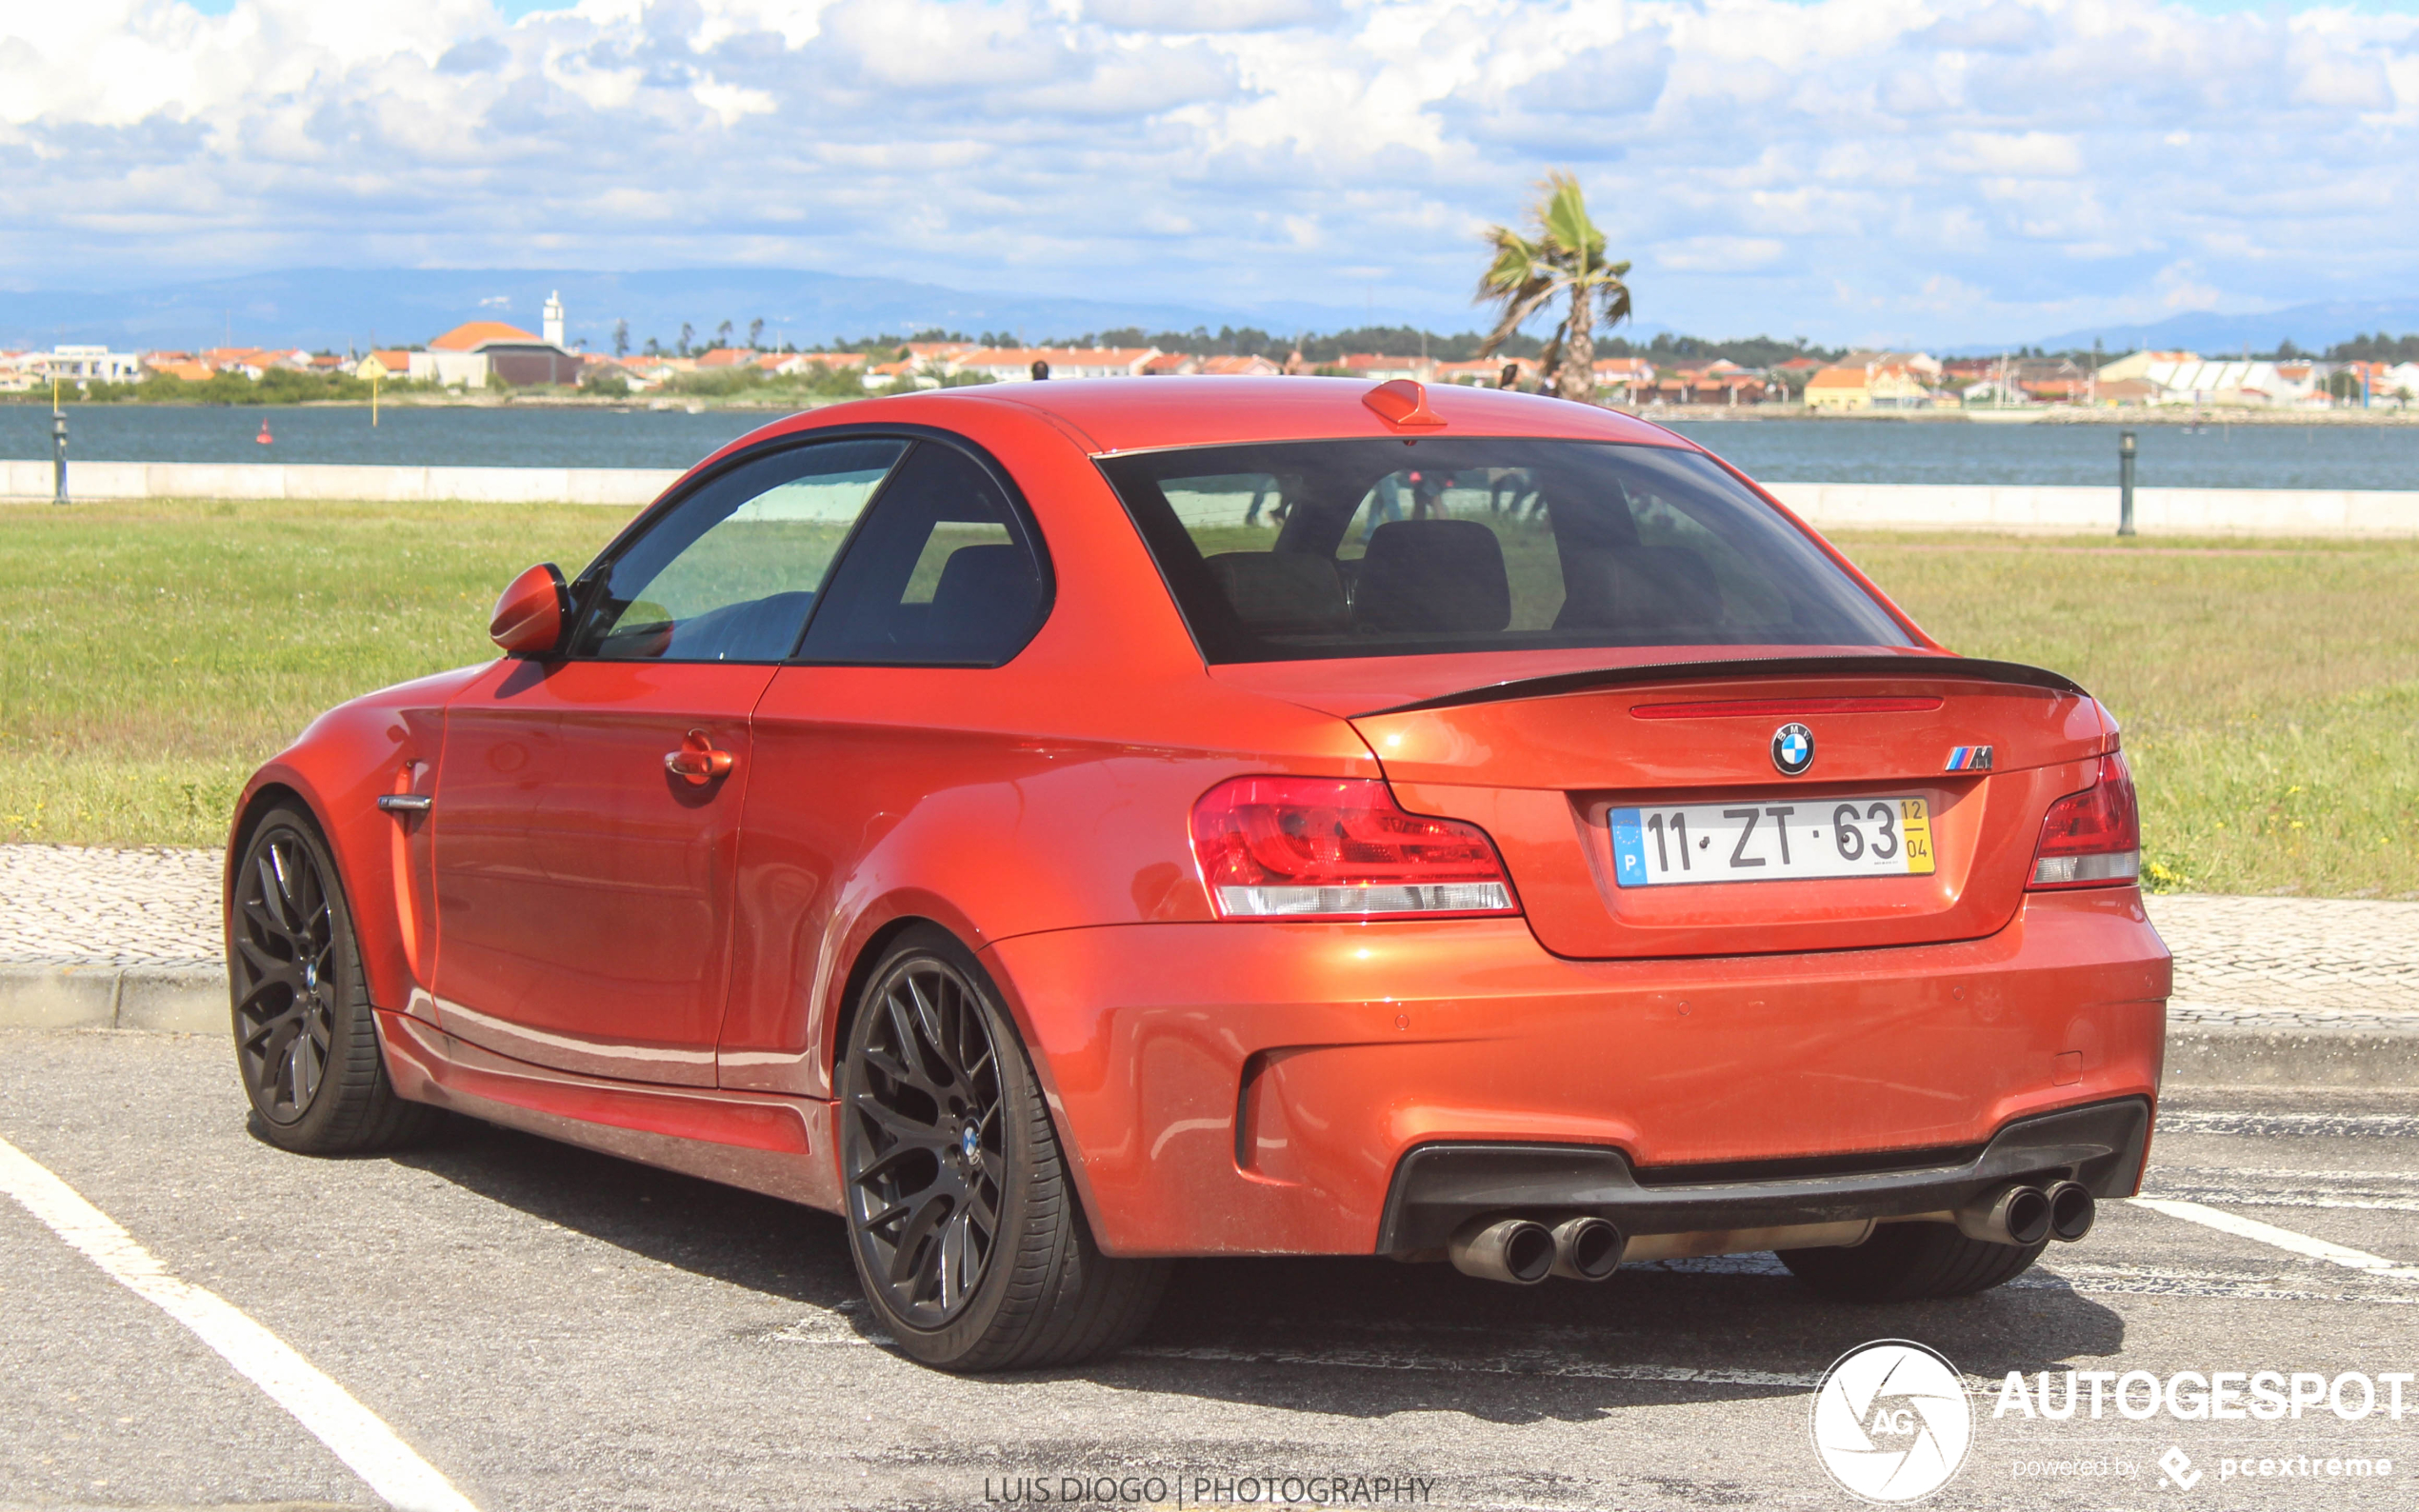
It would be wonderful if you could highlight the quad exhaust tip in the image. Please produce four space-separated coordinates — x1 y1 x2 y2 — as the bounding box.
1956 1182 2053 1247
2046 1180 2096 1243
1549 1216 1627 1282
1448 1218 1557 1284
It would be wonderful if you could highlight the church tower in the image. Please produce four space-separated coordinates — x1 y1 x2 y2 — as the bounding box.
542 290 565 348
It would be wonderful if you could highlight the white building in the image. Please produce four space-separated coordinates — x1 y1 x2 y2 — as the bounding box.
543 290 565 348
42 345 143 383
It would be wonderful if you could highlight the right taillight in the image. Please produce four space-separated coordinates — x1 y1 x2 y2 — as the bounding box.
2029 750 2142 890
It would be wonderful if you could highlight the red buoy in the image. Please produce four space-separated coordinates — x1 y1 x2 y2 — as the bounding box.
256 419 273 446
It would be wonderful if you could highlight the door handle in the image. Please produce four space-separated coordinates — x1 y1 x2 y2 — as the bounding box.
665 728 735 786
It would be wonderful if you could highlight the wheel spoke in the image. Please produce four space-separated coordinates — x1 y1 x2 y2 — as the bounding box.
233 936 300 992
903 976 954 1084
938 1211 972 1312
850 1090 948 1150
886 1193 952 1286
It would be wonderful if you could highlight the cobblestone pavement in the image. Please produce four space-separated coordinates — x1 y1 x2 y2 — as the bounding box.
1 845 2412 1025
0 845 224 967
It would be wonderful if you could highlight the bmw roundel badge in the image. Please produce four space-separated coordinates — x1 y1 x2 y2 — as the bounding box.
1771 723 1814 776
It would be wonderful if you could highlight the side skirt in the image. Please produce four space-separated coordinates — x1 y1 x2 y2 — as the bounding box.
378 1008 844 1213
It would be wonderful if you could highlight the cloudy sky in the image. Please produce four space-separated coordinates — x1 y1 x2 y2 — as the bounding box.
3 0 2415 346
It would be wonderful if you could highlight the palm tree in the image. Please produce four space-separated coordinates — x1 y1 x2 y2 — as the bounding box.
1476 172 1633 403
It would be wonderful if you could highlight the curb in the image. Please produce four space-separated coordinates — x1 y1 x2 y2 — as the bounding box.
0 964 225 1034
1 964 2413 1087
2163 1025 2419 1088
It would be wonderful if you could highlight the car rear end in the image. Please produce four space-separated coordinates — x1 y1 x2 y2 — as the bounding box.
989 388 2166 1288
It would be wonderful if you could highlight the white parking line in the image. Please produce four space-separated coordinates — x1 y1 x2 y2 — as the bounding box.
2130 1196 2419 1281
0 1134 478 1512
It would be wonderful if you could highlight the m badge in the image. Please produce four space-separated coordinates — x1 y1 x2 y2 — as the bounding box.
1945 746 1994 772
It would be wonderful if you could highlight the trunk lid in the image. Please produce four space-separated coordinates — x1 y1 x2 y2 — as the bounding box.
1341 655 2109 959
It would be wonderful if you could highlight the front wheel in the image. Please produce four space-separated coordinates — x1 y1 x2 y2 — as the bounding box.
1779 1222 2047 1303
839 926 1166 1371
230 803 442 1154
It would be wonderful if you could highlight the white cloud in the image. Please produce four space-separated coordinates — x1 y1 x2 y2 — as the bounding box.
0 0 2414 345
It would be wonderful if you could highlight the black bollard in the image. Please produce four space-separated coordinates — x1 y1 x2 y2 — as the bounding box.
2117 429 2136 537
51 409 68 506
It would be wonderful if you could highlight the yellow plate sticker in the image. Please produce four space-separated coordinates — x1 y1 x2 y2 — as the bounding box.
1899 798 1935 875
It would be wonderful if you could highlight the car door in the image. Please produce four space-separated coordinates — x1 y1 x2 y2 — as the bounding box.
716 436 1052 1096
431 436 910 1084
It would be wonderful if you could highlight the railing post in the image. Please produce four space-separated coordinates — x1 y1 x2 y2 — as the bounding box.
2117 428 2136 537
51 409 69 506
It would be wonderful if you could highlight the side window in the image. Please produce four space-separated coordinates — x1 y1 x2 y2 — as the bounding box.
796 442 1047 666
570 438 908 662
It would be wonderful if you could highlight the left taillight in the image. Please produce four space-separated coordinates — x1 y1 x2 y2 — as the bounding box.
1190 775 1520 921
2028 750 2142 890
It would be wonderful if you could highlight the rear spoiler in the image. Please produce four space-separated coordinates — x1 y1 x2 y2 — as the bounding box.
1360 653 2089 718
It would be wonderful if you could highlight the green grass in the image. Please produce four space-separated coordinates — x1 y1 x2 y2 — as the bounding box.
0 498 625 847
1828 532 2419 898
3 501 2412 896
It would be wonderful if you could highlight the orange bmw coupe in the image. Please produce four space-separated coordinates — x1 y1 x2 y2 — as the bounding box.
226 377 2168 1370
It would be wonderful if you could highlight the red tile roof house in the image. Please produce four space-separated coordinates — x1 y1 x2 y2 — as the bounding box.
1329 352 1428 381
1592 356 1654 401
413 321 581 388
1432 357 1542 388
1141 353 1283 376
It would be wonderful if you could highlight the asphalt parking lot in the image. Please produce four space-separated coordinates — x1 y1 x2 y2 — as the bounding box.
6 1026 2418 1512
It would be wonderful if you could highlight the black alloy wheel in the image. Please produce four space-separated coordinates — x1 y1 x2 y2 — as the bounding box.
233 824 340 1124
839 927 1167 1371
844 953 1006 1326
228 804 442 1154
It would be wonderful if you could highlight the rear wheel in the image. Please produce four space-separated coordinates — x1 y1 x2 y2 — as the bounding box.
230 804 441 1154
1778 1222 2047 1303
839 926 1166 1371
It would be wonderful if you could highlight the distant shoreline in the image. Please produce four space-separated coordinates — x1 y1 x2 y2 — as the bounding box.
8 392 2419 425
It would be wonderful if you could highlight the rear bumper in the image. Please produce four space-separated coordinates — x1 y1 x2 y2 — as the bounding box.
1376 1096 2149 1255
983 887 2169 1258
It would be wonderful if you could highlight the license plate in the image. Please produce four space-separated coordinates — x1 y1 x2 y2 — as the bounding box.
1609 796 1935 886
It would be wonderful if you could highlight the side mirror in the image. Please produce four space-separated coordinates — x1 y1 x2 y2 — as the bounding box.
490 563 570 656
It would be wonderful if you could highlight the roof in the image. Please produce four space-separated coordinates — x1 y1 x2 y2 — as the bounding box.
696 348 757 368
1806 367 1870 389
861 376 1692 454
430 321 540 351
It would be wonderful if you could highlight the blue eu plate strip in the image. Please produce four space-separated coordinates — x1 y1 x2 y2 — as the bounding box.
1609 806 1648 887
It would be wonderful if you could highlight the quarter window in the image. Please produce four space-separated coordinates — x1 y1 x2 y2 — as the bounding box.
795 442 1048 666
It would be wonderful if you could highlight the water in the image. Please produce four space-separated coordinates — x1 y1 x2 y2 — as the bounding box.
6 404 2419 489
0 404 767 470
1664 419 2419 491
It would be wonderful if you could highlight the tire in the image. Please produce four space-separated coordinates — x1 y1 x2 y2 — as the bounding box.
229 803 443 1154
838 925 1167 1372
1778 1222 2047 1303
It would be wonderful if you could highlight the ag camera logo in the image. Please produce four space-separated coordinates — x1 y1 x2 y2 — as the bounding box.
1811 1340 1972 1502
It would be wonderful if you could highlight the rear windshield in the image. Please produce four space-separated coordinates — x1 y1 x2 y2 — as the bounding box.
1099 439 1911 664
